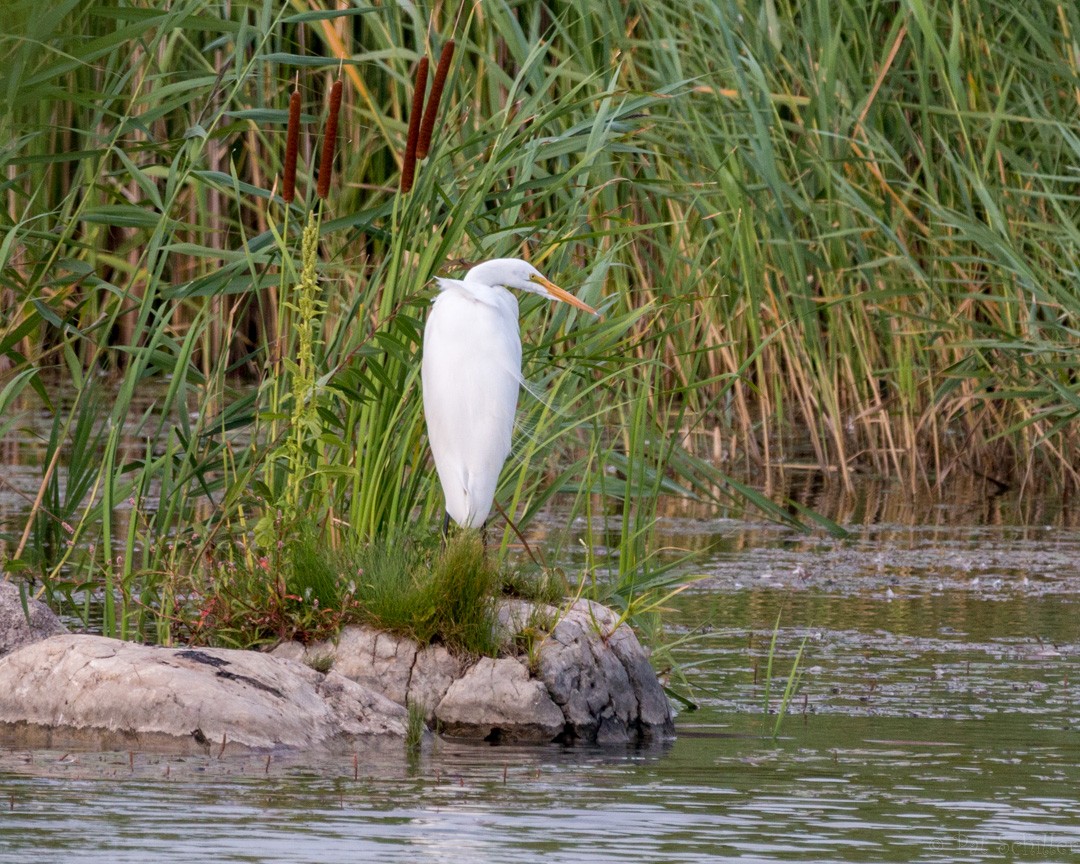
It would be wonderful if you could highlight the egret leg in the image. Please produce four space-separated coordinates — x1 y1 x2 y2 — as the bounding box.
491 498 544 567
441 511 450 543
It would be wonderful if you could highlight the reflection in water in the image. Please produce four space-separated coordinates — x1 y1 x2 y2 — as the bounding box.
1 714 1078 863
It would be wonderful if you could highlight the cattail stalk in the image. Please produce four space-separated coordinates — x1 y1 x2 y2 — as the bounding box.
417 40 455 159
317 78 342 200
282 89 301 204
400 57 428 194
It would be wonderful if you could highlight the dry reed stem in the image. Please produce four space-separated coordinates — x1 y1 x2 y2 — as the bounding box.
417 39 455 159
283 89 301 203
317 79 342 200
400 57 428 193
12 438 65 561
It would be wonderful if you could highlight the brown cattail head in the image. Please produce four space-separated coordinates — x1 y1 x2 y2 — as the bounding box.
282 89 302 204
400 56 428 194
417 39 455 160
316 78 343 200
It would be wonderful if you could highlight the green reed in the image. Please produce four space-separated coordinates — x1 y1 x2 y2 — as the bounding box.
1 0 1078 641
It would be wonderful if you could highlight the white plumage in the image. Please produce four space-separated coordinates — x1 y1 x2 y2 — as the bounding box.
421 258 597 528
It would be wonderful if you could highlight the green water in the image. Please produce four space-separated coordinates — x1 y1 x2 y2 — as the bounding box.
1 715 1076 863
1 488 1079 861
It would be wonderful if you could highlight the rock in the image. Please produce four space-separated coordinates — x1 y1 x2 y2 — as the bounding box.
0 580 67 657
492 598 556 648
0 634 411 753
434 657 565 743
274 600 675 745
595 608 675 732
409 643 463 719
0 582 673 751
268 640 306 663
538 599 675 743
282 626 463 722
315 626 417 705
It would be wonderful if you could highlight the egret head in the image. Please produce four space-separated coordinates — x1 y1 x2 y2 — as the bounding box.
464 258 598 315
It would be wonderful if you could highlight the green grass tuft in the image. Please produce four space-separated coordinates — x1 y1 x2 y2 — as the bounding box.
499 567 567 606
178 528 506 656
405 701 427 753
356 531 500 657
305 652 334 675
288 531 344 612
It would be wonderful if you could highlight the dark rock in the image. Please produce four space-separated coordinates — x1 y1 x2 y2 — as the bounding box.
0 580 67 658
538 600 675 743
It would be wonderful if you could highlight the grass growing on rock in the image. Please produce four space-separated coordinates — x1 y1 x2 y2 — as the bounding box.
181 529 505 657
355 531 501 657
497 566 568 607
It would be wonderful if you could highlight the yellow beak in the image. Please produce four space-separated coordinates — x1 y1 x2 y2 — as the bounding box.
530 275 599 316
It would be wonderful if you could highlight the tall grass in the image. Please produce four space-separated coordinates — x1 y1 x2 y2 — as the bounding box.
1 0 1079 636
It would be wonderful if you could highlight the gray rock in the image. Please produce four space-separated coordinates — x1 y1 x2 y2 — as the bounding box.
0 583 672 753
268 640 306 663
283 626 463 722
409 643 463 719
538 599 674 743
492 598 557 649
315 626 417 705
435 657 565 742
0 634 410 753
0 580 67 657
314 601 674 744
223 601 672 747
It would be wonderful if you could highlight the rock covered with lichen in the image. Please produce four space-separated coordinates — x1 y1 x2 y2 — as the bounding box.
538 599 675 744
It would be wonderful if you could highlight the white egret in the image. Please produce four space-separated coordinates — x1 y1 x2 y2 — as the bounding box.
421 258 598 529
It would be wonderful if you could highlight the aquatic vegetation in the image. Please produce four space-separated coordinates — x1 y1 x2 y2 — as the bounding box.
405 700 427 753
349 530 502 657
761 607 809 738
172 529 502 655
1 0 1078 647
